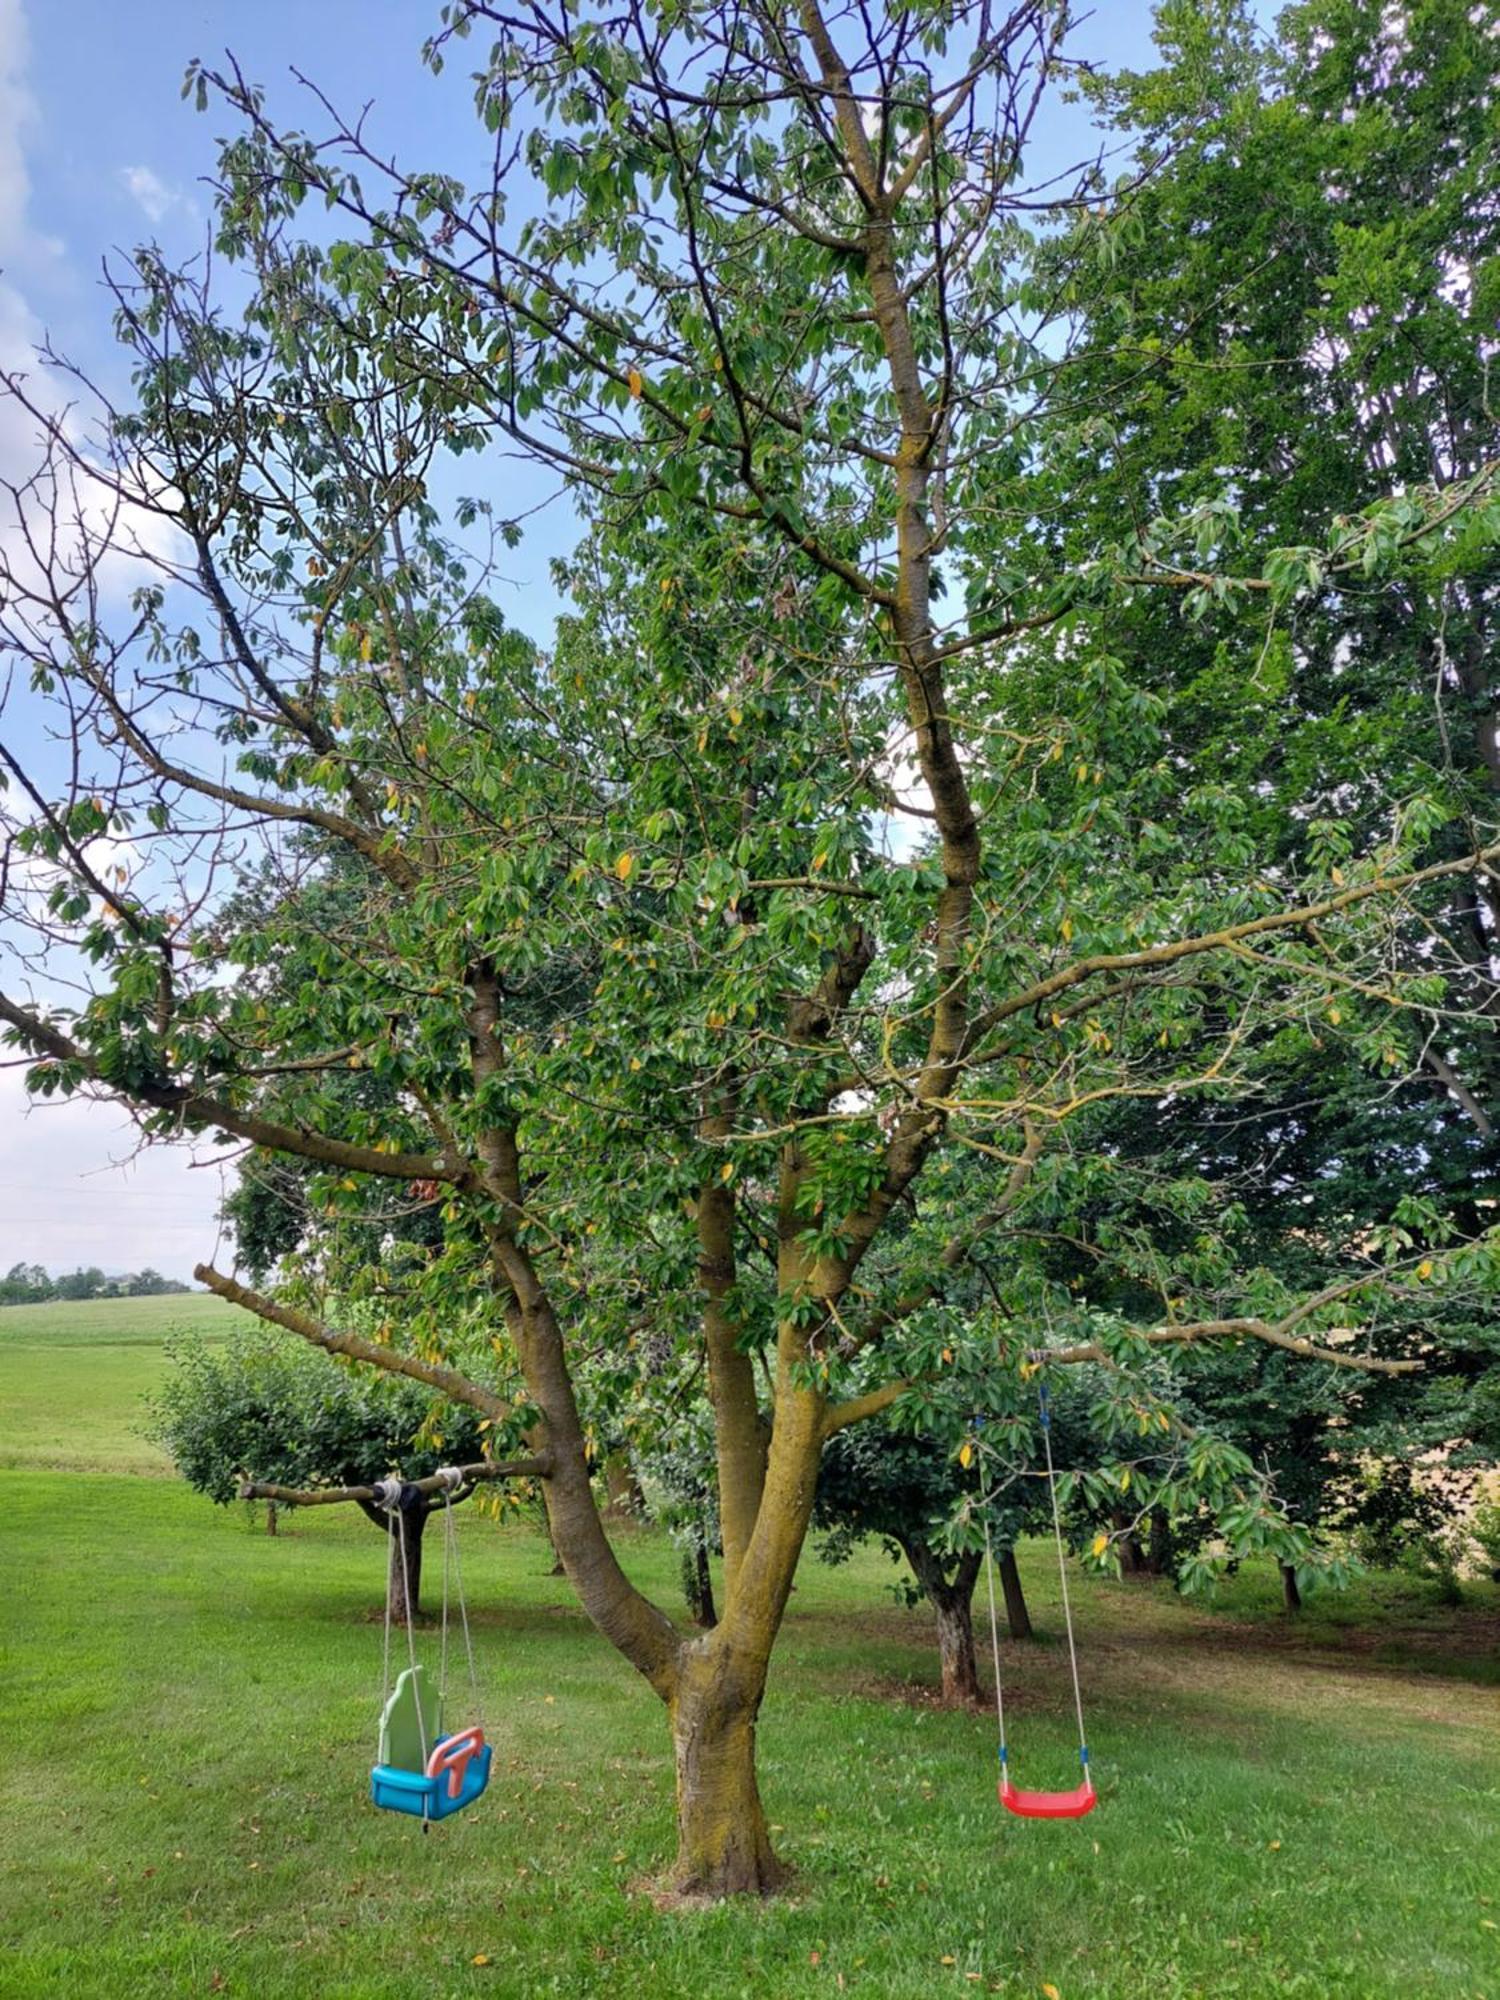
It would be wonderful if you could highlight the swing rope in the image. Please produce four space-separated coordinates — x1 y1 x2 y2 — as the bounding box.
376 1477 430 1764
1037 1379 1089 1773
980 1375 1093 1803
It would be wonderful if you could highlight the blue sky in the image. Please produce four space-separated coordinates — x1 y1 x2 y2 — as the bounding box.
0 0 1226 1281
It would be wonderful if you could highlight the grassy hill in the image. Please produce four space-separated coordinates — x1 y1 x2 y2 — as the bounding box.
0 1290 233 1475
2 1294 1497 1998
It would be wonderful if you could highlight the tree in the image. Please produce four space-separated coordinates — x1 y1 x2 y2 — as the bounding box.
146 1330 502 1622
2 0 1497 1899
816 1416 1033 1706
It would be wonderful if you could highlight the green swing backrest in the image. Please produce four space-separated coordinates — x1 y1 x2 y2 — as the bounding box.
378 1665 440 1773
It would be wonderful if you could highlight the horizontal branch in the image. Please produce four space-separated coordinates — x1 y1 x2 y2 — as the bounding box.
195 1264 514 1417
239 1457 548 1508
823 1301 1421 1438
1032 1318 1422 1376
970 842 1500 1049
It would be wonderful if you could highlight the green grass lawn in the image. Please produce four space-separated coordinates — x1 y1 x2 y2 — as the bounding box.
2 1302 1497 1999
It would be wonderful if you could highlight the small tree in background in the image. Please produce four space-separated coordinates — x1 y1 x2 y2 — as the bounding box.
816 1418 1035 1706
146 1332 496 1621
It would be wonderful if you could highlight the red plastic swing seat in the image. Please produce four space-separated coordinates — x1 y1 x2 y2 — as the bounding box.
999 1776 1097 1820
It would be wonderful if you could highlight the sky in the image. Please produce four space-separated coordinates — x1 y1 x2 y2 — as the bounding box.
0 0 1228 1282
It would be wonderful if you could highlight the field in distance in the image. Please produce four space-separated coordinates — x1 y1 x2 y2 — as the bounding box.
0 1289 234 1475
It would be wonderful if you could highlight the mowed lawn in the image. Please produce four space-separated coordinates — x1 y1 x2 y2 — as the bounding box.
2 1301 1498 2000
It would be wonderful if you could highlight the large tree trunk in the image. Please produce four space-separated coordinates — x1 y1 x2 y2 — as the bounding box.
997 1546 1032 1640
667 1645 786 1899
387 1502 427 1624
603 1450 646 1519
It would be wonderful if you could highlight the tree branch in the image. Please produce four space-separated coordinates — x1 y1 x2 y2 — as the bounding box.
239 1457 548 1507
195 1264 514 1417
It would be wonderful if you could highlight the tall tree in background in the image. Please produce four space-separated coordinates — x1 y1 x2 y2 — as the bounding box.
1 1 1497 1897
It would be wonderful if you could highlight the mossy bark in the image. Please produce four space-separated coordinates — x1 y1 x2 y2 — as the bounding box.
666 1647 786 1898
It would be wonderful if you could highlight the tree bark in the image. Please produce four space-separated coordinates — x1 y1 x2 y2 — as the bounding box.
900 1538 983 1704
1114 1510 1148 1576
357 1496 428 1622
666 1644 786 1898
603 1451 646 1519
1280 1562 1303 1613
997 1546 1032 1640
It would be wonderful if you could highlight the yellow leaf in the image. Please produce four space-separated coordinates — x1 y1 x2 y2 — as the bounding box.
629 1056 642 1072
720 1161 735 1183
941 1346 953 1364
1416 1259 1433 1279
360 631 373 663
616 852 635 882
1060 916 1074 942
1043 1986 1062 2000
1268 1839 1281 1851
728 705 743 726
1327 1005 1341 1025
1091 1533 1109 1559
940 1957 956 1967
471 1953 491 1966
1119 1467 1131 1492
627 367 643 398
958 1441 973 1469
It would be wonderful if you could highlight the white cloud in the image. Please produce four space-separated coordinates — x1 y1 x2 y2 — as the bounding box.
0 3 218 1286
119 164 177 225
0 1067 226 1282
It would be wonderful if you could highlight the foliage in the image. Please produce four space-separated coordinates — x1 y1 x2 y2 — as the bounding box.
146 1329 490 1506
3 0 1499 1893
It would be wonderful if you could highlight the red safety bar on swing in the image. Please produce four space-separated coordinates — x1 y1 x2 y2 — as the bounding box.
999 1775 1097 1820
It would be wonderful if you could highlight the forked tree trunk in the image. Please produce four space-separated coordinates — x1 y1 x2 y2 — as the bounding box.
900 1538 983 1704
667 1647 786 1898
997 1546 1032 1640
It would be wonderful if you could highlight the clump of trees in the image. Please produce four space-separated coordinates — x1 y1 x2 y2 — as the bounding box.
0 1263 190 1306
1 0 1498 1903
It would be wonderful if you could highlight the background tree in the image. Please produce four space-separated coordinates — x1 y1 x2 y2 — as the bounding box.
147 1330 499 1621
1 0 1496 1900
816 1415 1034 1706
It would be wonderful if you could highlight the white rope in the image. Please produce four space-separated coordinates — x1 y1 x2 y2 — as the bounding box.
375 1476 401 1720
1038 1383 1090 1765
982 1514 1008 1783
376 1478 429 1782
438 1474 483 1726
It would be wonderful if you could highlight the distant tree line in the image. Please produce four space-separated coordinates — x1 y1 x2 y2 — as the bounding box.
0 1263 191 1306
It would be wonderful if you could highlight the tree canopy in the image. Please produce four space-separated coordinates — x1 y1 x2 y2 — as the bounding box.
1 0 1497 1898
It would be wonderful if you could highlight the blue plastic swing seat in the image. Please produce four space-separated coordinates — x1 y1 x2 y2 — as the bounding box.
371 1740 493 1819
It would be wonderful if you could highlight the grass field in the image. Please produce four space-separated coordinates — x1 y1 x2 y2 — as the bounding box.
2 1297 1498 1999
0 1292 233 1474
